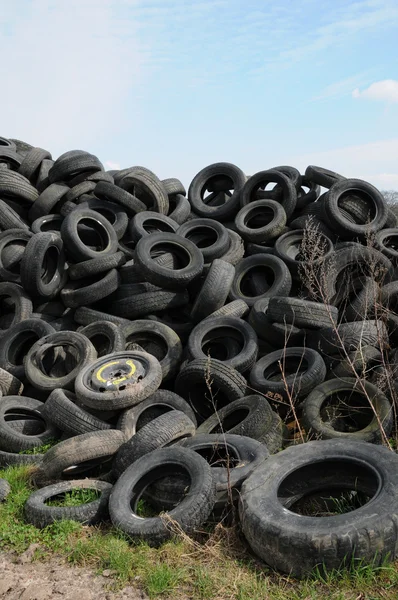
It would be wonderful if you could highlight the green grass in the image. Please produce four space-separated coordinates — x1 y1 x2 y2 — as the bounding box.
19 439 60 455
1 464 398 599
46 488 100 507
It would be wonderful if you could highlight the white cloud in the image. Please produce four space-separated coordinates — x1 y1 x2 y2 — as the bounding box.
105 161 121 170
352 80 398 102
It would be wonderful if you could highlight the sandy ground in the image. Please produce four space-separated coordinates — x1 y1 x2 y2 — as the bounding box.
0 547 147 600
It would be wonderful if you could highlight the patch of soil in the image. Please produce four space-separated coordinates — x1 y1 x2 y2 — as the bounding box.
0 547 147 600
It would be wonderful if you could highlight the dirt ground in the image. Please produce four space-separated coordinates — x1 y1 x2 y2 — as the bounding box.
0 547 146 600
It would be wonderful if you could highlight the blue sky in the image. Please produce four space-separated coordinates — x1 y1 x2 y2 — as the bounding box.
1 0 398 189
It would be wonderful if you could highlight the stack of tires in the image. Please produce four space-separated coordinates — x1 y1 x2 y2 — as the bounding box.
0 138 397 575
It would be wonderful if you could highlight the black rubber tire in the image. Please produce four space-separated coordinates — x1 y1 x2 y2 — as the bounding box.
0 449 43 467
177 218 230 262
295 176 321 209
129 211 179 243
0 318 55 380
28 183 69 222
75 351 162 410
0 478 11 501
229 254 292 307
37 429 125 480
117 389 197 439
190 259 235 323
36 158 54 193
162 178 186 197
0 229 32 283
68 251 126 281
0 396 59 452
60 269 120 309
324 246 394 306
78 197 128 240
323 179 387 237
240 170 297 218
219 229 245 265
343 276 380 322
73 307 130 328
188 163 246 221
109 446 216 546
248 297 306 347
203 299 249 321
240 439 398 576
249 347 326 403
25 331 97 392
108 282 189 319
113 410 196 477
302 377 393 443
330 346 382 379
48 151 103 184
31 214 63 235
42 388 111 436
187 316 258 373
0 200 29 231
18 147 52 183
316 320 389 356
305 165 346 188
20 233 66 299
124 320 182 381
0 170 39 204
0 282 32 327
0 367 23 396
167 194 191 225
135 232 204 290
375 228 398 264
267 297 338 329
235 199 287 243
197 395 284 454
24 479 112 529
274 228 334 280
145 434 269 521
175 358 248 423
80 321 126 357
119 168 169 215
95 181 147 216
61 208 118 263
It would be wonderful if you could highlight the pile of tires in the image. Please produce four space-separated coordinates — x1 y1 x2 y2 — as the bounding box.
0 138 398 576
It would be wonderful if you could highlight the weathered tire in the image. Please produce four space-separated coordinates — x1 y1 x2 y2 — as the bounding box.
301 377 393 443
239 439 398 576
24 479 112 528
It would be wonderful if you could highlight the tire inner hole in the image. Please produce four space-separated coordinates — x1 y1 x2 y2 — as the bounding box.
210 408 250 434
149 242 190 270
202 175 234 201
320 390 375 432
142 218 176 235
41 246 60 285
240 266 275 297
5 408 46 434
244 207 276 229
194 444 240 468
45 488 101 506
262 356 308 382
201 327 244 361
132 463 191 516
338 191 376 224
278 459 379 517
77 218 110 251
125 332 167 362
9 331 41 365
184 226 218 249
